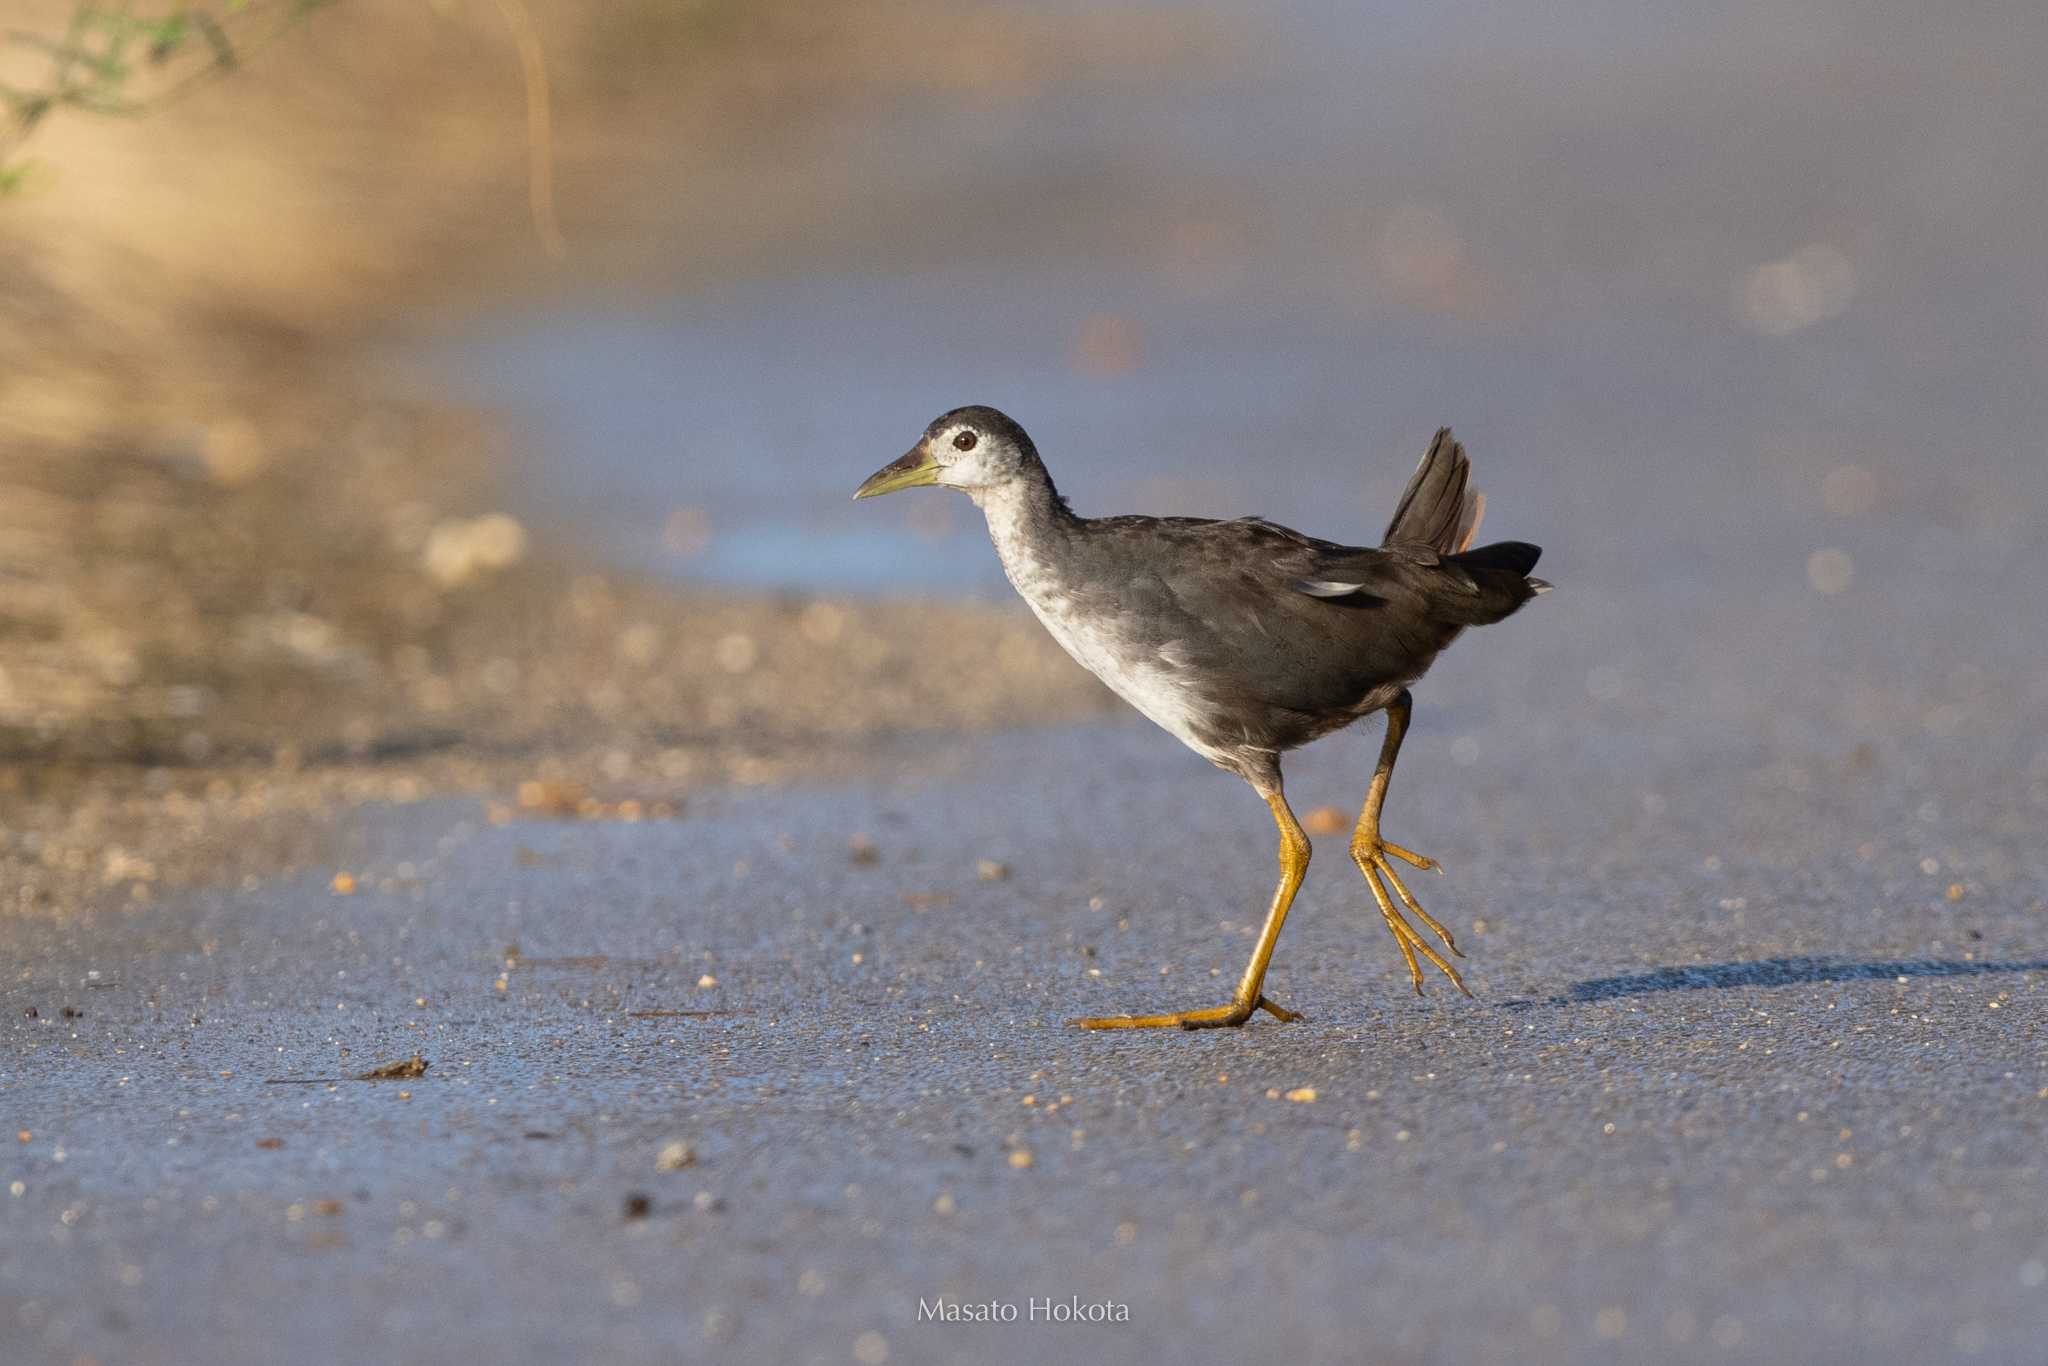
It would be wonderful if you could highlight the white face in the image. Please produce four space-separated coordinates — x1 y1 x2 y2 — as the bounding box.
930 423 1004 489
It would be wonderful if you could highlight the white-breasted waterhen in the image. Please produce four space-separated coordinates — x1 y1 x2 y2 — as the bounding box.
856 407 1547 1029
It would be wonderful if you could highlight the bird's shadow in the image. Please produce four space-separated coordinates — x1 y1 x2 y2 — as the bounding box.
1512 955 2048 1007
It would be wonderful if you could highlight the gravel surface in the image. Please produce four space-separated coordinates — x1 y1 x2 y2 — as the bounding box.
6 567 2046 1366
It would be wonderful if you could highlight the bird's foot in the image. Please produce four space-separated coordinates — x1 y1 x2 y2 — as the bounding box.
1072 994 1301 1031
1351 835 1470 997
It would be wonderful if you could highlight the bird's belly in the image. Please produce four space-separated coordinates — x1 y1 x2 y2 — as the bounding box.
1017 594 1228 764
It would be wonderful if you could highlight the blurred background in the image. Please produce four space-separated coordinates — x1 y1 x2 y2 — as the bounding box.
2 0 2044 809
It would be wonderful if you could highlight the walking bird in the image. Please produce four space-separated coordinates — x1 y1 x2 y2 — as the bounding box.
855 407 1547 1028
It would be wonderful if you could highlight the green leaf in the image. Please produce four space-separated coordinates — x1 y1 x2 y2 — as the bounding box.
6 31 129 83
0 157 51 196
0 83 53 118
146 15 192 63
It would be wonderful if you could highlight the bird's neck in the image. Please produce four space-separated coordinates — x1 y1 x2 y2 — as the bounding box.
973 470 1072 590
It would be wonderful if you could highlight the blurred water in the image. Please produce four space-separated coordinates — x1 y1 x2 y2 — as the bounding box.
439 269 1547 596
427 0 2048 605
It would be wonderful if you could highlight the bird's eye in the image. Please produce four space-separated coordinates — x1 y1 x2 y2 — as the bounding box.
952 431 978 452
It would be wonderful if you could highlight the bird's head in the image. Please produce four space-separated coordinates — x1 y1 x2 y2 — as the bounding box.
853 406 1042 500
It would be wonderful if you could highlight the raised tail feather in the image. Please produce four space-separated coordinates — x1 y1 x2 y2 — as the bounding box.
1384 427 1485 554
1298 429 1548 619
1388 429 1549 614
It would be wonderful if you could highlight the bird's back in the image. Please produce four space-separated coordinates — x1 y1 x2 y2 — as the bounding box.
1030 430 1543 760
1050 517 1432 746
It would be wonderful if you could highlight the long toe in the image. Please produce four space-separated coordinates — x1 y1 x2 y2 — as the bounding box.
1374 856 1464 958
1073 999 1295 1030
1355 841 1471 997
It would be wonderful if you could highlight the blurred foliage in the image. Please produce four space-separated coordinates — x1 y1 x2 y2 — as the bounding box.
0 0 1147 762
0 0 332 194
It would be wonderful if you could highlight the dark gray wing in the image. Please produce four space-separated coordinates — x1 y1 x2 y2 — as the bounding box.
1066 517 1435 722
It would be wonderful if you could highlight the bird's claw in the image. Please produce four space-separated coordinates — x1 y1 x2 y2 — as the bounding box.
1353 836 1470 997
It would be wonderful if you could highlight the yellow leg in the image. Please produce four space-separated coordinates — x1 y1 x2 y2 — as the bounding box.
1351 691 1470 997
1074 790 1310 1030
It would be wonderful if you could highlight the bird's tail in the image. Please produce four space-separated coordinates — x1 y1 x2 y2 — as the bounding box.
1384 428 1548 625
1434 540 1549 625
1383 427 1485 554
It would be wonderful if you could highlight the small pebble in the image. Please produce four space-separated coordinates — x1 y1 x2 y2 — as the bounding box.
656 1141 696 1172
1304 807 1349 835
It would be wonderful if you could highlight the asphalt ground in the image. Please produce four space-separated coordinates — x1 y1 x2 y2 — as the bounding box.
7 550 2047 1366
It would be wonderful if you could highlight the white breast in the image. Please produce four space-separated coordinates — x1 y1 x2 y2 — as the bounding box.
979 490 1229 766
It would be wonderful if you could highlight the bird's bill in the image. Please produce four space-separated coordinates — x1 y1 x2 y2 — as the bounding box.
852 445 940 499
